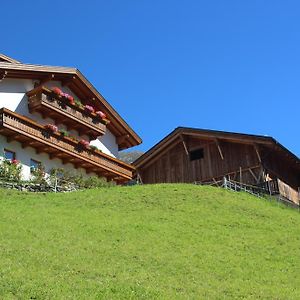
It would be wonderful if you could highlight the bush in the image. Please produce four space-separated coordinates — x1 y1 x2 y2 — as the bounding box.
30 165 47 184
0 159 22 182
49 168 115 189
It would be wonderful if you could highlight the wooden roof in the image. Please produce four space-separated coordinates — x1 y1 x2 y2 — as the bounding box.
134 126 300 168
0 53 21 64
0 54 142 150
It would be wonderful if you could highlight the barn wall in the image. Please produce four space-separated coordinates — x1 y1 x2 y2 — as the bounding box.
139 137 261 184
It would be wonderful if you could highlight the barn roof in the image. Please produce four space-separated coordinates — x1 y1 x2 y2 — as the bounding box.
0 54 142 150
134 126 300 168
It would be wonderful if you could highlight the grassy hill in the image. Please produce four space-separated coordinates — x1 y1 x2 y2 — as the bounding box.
0 184 300 299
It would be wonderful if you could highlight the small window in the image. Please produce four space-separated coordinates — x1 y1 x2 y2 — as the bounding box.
4 149 16 161
189 148 204 161
30 159 41 173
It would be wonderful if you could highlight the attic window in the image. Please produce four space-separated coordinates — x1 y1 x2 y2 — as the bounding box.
189 148 204 161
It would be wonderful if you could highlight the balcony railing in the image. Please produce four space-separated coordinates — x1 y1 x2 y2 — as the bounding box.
0 108 133 181
27 86 106 140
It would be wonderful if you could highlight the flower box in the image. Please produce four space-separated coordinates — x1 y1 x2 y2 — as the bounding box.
84 105 95 114
45 124 58 133
79 139 90 149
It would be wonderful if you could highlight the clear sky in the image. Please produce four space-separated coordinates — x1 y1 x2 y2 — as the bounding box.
2 1 300 155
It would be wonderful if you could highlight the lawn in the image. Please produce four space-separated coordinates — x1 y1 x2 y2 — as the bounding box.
0 184 300 299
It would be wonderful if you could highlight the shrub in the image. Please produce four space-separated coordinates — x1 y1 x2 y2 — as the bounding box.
0 159 22 182
30 164 46 184
49 168 114 189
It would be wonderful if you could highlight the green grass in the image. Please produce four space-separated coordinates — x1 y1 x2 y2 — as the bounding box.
0 184 300 299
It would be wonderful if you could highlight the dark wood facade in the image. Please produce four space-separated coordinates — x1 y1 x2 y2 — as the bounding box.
134 127 300 204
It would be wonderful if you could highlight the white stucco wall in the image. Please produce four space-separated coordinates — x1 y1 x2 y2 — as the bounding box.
0 78 119 158
90 129 119 157
0 135 94 180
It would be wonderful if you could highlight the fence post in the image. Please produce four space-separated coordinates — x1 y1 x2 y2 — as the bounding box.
54 177 58 193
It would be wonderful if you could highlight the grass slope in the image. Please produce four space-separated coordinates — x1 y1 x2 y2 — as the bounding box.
0 184 300 299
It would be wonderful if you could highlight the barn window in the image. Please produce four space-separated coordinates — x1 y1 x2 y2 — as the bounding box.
189 148 204 161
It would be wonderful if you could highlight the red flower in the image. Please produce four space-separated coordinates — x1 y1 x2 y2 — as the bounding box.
84 105 95 113
79 139 90 148
95 110 106 119
45 124 58 133
52 87 63 95
11 159 19 165
66 94 75 105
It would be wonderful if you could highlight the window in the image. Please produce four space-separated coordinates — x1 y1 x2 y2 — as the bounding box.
30 159 41 173
4 149 16 161
189 148 204 161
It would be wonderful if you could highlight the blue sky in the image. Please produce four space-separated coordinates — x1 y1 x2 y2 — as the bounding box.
2 1 300 155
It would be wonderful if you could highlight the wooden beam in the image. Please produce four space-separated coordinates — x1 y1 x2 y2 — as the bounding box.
180 134 189 156
38 74 55 86
136 171 143 184
117 134 129 145
239 166 242 183
248 168 258 182
257 166 264 183
49 151 61 160
0 70 8 81
254 143 262 163
6 135 14 143
22 141 35 149
62 76 76 87
35 147 44 154
214 138 224 160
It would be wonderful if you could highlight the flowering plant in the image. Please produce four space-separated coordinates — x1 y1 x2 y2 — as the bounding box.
0 159 22 181
51 87 75 105
79 139 90 149
52 87 62 95
84 105 95 114
11 159 19 165
45 124 58 133
95 110 106 119
64 94 75 105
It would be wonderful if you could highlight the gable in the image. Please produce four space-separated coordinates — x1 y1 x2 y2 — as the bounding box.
0 56 142 150
0 54 21 64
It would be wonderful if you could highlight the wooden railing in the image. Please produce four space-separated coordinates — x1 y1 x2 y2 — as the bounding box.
27 86 106 138
0 108 133 179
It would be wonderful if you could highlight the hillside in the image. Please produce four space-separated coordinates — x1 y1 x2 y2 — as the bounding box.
0 184 300 299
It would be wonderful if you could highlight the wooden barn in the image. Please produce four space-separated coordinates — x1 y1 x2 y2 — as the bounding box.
134 127 300 205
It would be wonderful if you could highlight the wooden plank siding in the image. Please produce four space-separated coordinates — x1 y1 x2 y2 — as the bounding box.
139 136 262 185
135 127 300 205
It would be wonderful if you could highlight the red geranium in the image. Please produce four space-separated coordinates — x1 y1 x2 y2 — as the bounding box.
84 105 95 114
95 110 106 119
79 139 90 149
66 94 75 105
11 159 19 165
52 87 63 95
45 124 58 133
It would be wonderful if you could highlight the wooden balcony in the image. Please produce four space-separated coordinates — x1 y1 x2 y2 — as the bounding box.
27 86 106 140
0 108 134 182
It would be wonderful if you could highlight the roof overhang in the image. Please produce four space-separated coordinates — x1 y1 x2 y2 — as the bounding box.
134 127 300 168
0 55 142 150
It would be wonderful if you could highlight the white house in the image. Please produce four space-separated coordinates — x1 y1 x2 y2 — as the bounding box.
0 54 142 183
